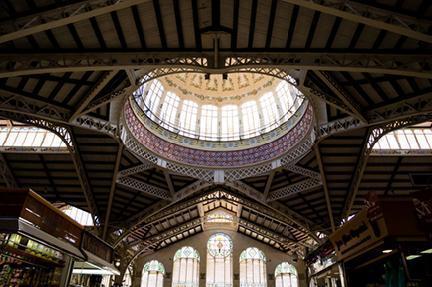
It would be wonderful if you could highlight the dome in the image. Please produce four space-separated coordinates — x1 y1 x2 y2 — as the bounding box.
122 71 314 173
132 72 304 141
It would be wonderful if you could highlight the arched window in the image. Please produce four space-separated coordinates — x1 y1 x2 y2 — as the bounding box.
200 105 218 140
239 247 267 287
275 262 298 287
241 101 260 137
144 79 164 120
160 92 180 131
221 105 240 140
141 260 165 287
259 92 280 132
172 246 200 287
206 233 233 287
179 100 199 137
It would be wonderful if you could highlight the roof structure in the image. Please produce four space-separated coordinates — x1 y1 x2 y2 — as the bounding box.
0 0 431 264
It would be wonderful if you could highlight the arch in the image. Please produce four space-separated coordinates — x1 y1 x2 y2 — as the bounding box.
275 262 298 287
172 246 200 287
239 247 267 287
141 260 165 287
206 233 233 287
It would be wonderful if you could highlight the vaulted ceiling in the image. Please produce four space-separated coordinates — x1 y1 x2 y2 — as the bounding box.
0 0 431 261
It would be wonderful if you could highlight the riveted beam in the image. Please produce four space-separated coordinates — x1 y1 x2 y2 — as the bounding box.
103 143 124 240
69 70 118 122
0 51 430 79
267 178 322 202
117 176 172 200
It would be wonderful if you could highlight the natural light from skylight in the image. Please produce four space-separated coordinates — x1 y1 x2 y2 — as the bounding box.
133 73 305 141
372 128 432 150
62 205 94 226
0 126 67 149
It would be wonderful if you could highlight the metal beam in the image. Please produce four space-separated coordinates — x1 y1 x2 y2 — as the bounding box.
69 128 100 224
343 113 432 217
69 70 118 122
163 170 175 197
284 164 321 180
263 170 276 199
1 51 430 79
0 0 151 44
282 0 432 43
117 162 154 178
267 178 322 202
315 71 367 122
116 176 172 200
314 144 335 232
103 143 124 240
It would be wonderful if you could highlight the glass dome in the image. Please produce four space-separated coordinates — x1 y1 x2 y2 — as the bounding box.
133 72 304 142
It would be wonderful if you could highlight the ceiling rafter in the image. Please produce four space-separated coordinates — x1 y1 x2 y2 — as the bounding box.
281 0 432 43
314 144 335 232
117 176 172 200
69 70 118 122
343 113 432 217
1 51 430 79
267 178 322 202
118 162 154 178
69 128 100 224
103 143 124 240
0 0 152 44
314 71 367 123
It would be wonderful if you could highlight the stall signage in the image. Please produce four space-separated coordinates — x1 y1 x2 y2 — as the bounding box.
329 207 387 261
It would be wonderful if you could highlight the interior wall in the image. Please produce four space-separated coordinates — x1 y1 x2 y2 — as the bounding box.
131 229 306 287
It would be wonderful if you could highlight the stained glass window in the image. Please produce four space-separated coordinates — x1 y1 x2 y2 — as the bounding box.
275 262 298 287
142 260 165 287
172 246 200 287
239 247 267 287
206 233 233 287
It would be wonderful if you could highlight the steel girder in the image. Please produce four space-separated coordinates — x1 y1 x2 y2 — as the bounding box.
116 176 172 200
0 0 152 44
342 113 432 218
0 51 430 78
267 178 323 202
117 162 155 178
282 0 432 44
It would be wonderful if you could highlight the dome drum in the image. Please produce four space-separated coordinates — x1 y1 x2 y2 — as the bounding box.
121 72 315 174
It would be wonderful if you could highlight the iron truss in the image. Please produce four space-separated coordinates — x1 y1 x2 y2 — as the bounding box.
0 51 430 79
343 113 432 218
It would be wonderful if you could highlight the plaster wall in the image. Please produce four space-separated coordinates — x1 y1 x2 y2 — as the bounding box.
131 229 307 287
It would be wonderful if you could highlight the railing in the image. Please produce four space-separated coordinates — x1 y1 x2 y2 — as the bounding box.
133 94 306 143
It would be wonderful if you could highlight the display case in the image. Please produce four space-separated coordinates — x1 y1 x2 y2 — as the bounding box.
0 233 65 286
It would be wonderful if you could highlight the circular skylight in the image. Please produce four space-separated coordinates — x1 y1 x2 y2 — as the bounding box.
132 73 304 142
